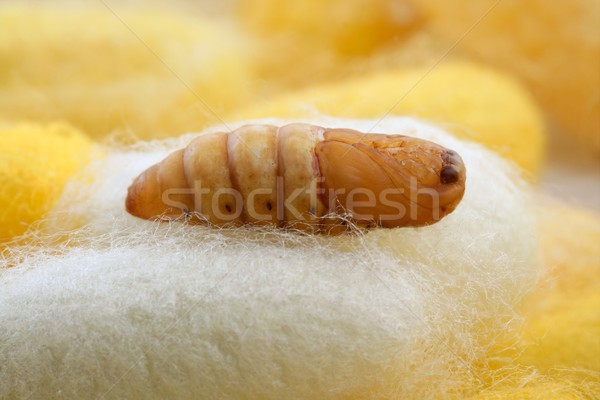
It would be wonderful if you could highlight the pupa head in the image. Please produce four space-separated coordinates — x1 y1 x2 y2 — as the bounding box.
315 129 466 227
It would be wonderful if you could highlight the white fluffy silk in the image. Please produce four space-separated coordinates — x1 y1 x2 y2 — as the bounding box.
0 117 538 399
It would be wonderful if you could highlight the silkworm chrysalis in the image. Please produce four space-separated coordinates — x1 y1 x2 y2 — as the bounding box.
126 123 466 233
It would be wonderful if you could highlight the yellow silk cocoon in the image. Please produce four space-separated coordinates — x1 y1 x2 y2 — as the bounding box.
0 122 92 241
415 0 600 154
0 4 252 141
236 0 423 89
469 202 600 399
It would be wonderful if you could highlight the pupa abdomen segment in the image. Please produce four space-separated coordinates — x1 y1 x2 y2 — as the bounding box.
126 123 466 233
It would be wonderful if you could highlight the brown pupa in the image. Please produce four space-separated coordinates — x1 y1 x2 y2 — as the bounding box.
125 123 466 234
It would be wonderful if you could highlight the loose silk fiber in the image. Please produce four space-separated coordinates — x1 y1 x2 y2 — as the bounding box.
0 117 538 399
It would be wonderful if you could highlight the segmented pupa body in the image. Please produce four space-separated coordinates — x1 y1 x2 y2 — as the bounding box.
126 123 466 233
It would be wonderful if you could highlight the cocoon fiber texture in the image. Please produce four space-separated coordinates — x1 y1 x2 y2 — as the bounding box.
0 122 92 241
0 117 539 399
0 4 251 141
468 202 600 399
524 203 600 375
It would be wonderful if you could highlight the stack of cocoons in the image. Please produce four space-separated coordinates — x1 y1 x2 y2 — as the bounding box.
0 122 92 241
414 0 600 153
236 0 599 154
0 4 252 141
232 62 545 177
0 117 539 399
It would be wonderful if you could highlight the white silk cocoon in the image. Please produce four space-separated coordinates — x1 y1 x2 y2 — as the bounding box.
0 117 538 399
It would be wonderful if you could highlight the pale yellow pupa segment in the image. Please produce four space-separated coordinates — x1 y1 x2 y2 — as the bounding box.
183 132 239 226
277 123 325 232
227 124 279 225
